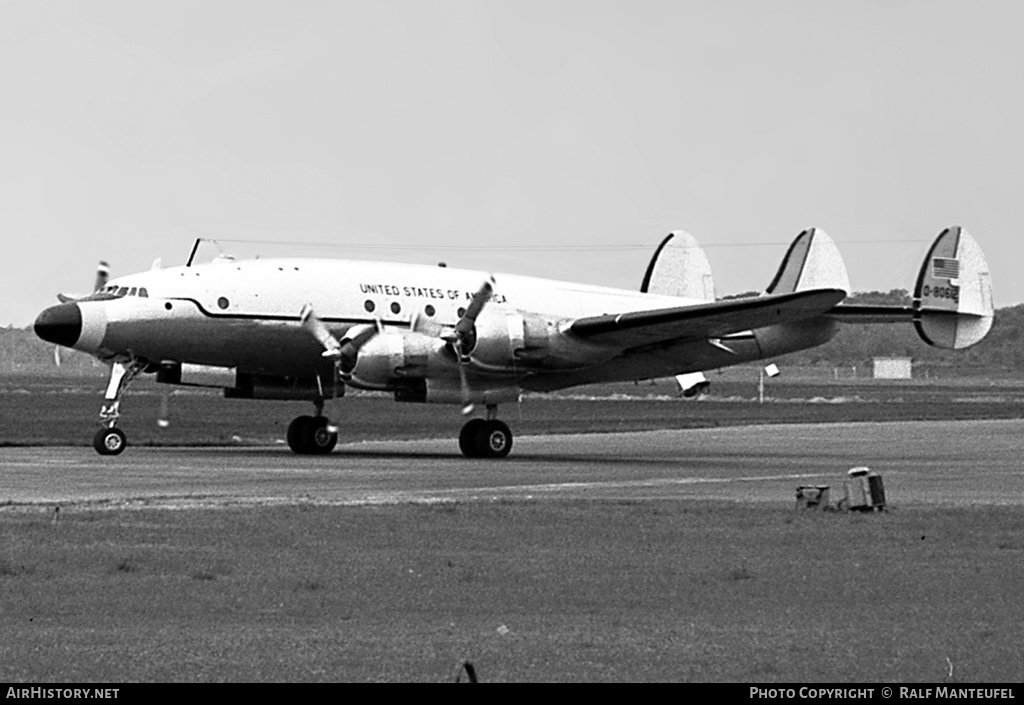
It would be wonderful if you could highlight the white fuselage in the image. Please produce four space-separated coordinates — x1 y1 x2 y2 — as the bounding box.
58 256 837 400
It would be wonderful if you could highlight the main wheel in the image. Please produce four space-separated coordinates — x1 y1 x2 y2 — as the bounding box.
459 418 486 458
475 420 513 459
288 415 338 455
93 427 127 456
287 415 314 454
304 416 338 455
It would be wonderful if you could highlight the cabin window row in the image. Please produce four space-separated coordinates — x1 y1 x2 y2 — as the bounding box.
363 300 439 318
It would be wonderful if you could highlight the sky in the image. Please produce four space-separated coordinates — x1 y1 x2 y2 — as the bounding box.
2 0 1021 327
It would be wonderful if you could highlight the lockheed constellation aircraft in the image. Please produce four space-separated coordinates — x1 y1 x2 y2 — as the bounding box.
34 226 992 458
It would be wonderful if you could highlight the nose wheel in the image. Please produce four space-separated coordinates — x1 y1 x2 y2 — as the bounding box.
459 418 513 459
93 427 127 456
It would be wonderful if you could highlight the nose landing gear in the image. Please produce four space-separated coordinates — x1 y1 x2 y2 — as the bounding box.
93 360 146 456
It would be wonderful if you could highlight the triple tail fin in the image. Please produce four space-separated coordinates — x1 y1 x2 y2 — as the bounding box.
913 226 993 349
827 226 994 350
765 228 850 296
640 231 715 302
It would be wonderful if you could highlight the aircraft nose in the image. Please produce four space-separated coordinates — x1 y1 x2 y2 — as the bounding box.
34 303 82 347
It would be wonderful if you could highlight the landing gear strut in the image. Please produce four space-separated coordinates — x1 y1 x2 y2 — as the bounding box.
287 400 338 455
459 405 513 459
93 360 145 456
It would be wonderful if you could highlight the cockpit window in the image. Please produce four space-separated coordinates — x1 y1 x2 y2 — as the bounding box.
129 287 137 296
139 288 148 298
117 287 129 297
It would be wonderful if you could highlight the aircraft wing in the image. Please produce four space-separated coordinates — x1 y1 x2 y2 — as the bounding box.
569 288 846 349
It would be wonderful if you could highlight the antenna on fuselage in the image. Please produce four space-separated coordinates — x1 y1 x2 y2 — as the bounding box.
186 239 203 267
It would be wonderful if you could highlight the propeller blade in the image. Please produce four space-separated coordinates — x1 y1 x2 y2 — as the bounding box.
94 261 110 292
445 275 496 413
53 346 62 367
409 310 444 338
445 275 496 363
338 320 382 374
58 260 112 303
457 361 474 416
157 389 170 428
299 304 342 359
300 304 385 382
452 275 495 340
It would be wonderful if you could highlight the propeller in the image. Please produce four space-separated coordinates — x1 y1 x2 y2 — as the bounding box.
53 261 112 365
94 261 110 293
299 303 342 360
442 276 495 415
57 261 110 304
299 304 382 381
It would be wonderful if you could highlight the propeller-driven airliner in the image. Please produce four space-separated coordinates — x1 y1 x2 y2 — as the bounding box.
34 226 993 458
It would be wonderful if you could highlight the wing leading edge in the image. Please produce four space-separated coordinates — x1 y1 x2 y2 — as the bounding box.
569 288 847 350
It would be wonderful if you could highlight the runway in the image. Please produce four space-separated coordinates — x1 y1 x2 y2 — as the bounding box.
2 419 1022 509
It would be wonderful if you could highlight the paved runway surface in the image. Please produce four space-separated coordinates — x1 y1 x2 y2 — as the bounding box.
2 419 1022 509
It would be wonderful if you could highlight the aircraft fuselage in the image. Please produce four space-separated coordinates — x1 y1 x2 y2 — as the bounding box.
35 256 836 400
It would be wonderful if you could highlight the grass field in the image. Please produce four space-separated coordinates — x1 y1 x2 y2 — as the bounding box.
1 502 1022 682
2 372 1023 682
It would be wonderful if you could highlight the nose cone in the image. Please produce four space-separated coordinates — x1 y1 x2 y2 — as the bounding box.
34 303 82 347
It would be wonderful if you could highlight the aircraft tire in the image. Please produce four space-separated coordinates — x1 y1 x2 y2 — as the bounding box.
476 420 512 459
93 427 127 456
305 416 338 455
459 419 486 458
287 415 314 454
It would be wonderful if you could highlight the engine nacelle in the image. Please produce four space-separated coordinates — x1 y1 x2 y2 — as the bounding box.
346 331 450 389
157 362 236 388
470 311 557 369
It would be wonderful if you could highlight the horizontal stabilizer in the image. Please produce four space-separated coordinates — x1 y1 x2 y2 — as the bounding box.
913 226 993 349
766 229 850 296
640 231 715 302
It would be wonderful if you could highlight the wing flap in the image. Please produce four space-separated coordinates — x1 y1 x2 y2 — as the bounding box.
569 289 847 349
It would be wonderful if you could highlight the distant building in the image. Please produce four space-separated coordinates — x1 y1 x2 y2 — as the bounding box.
873 357 912 379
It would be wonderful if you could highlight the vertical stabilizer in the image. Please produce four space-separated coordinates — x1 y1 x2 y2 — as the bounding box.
913 226 993 349
765 228 850 296
640 231 715 302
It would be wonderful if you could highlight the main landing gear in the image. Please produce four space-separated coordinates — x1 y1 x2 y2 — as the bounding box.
93 360 145 456
287 400 338 455
459 405 513 459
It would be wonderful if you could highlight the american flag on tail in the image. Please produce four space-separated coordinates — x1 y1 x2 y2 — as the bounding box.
932 257 960 280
